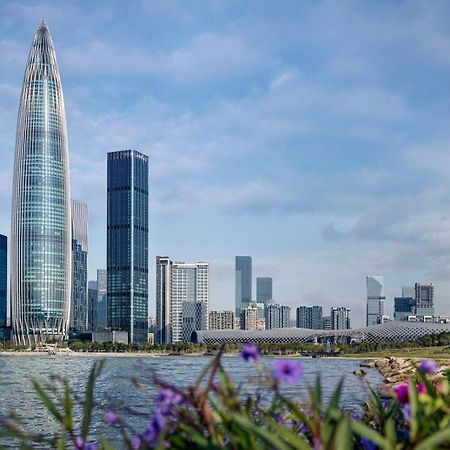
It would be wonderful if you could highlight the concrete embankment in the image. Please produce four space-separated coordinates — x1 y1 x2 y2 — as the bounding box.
359 356 449 398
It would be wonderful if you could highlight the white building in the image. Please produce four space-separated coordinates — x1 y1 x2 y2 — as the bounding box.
156 257 209 344
366 276 385 326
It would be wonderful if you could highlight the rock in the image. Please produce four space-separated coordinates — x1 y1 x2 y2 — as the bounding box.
385 373 408 384
353 369 367 376
360 360 376 368
377 383 392 399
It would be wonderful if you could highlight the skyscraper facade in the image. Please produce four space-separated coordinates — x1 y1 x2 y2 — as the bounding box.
331 307 351 330
366 276 385 326
181 301 206 342
208 310 234 330
240 304 258 331
0 235 7 330
170 261 209 343
107 150 149 343
156 256 172 344
394 296 415 321
71 200 88 331
11 20 72 345
265 303 291 329
296 305 323 329
87 280 98 331
256 277 272 304
235 256 252 316
96 269 107 328
415 282 434 316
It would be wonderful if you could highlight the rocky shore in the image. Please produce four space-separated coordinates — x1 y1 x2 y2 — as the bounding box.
359 357 449 398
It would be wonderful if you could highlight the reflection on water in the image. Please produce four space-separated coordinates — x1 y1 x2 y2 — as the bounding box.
0 355 382 446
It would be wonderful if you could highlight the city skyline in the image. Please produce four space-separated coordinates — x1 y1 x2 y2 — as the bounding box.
1 2 450 327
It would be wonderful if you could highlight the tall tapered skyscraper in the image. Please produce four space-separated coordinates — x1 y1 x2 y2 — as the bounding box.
11 19 72 345
107 150 149 344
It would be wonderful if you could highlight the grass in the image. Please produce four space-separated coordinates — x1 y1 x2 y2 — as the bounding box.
340 346 450 359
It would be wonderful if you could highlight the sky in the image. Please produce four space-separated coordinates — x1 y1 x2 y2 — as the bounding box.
1 0 450 326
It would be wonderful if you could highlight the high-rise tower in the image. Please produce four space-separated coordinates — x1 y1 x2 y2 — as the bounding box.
71 199 88 331
107 150 149 344
11 19 72 345
235 256 252 316
366 276 385 326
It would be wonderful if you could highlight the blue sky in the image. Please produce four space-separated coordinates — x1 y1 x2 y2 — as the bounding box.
1 0 450 326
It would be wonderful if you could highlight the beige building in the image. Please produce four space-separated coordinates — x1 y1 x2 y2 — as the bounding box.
209 310 235 330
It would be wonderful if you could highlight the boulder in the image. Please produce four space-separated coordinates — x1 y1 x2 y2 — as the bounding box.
353 369 367 377
360 360 376 368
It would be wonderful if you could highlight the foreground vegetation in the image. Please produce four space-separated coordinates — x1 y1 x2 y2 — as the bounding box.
1 344 450 449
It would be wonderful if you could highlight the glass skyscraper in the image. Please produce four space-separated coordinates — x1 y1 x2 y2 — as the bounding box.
71 199 88 331
0 235 7 330
235 256 252 316
11 19 72 345
366 276 385 326
256 277 273 304
107 150 149 344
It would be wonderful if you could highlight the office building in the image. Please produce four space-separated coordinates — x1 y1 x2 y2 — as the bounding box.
322 315 332 330
71 200 88 331
156 256 172 344
0 235 7 337
11 20 72 345
394 296 415 321
209 311 235 330
366 276 385 326
171 261 209 343
235 256 252 316
156 257 209 344
331 307 351 330
96 269 107 328
182 301 207 342
265 303 291 329
107 150 149 344
296 306 323 330
240 304 258 331
415 282 434 316
87 281 98 331
256 277 272 304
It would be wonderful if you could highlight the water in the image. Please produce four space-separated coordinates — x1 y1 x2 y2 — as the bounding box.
0 355 382 447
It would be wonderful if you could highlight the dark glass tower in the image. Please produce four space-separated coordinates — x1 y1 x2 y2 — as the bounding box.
235 256 252 316
0 235 7 330
71 200 88 331
11 19 71 345
256 277 273 304
107 150 149 343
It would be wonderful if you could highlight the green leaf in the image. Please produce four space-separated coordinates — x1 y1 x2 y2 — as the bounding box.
231 414 291 450
63 380 73 430
56 433 66 450
351 419 392 449
81 360 104 441
415 427 450 450
99 435 117 450
335 417 352 450
32 380 63 423
266 418 311 450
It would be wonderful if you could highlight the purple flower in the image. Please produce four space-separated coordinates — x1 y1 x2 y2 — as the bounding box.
394 383 409 405
417 382 427 395
272 360 304 384
419 360 438 374
105 410 124 426
74 438 98 450
85 444 98 450
361 436 377 450
241 343 259 362
402 404 412 422
142 410 166 445
157 387 183 415
131 435 141 450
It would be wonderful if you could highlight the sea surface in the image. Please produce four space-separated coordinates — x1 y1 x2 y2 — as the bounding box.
0 355 383 447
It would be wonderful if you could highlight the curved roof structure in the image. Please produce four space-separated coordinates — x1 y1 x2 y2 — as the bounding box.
193 321 450 345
